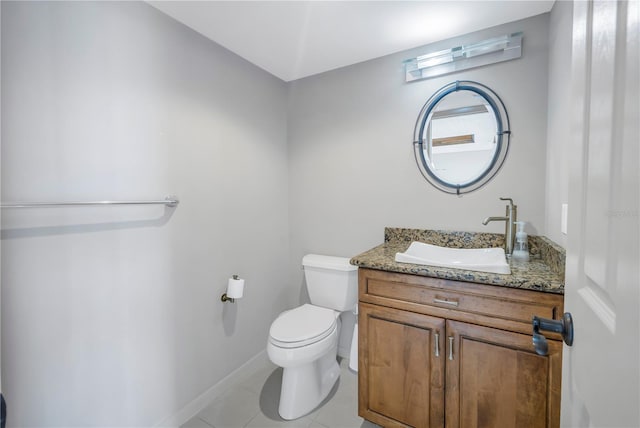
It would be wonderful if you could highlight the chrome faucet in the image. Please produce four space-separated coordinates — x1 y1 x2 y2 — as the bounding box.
482 197 517 257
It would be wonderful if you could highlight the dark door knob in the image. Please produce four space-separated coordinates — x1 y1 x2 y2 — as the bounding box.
532 312 574 356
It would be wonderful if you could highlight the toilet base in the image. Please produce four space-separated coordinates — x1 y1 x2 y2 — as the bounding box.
278 349 340 420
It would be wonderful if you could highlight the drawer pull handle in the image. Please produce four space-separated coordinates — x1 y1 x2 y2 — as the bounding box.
434 298 459 307
448 336 454 361
434 332 440 357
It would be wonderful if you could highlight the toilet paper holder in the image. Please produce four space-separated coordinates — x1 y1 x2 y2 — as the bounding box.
220 293 235 303
221 275 244 303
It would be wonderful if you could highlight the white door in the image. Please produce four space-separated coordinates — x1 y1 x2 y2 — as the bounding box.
562 1 639 427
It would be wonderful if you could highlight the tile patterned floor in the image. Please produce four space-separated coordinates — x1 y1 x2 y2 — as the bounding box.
181 358 381 428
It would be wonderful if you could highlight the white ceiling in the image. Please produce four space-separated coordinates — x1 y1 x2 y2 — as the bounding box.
149 1 554 82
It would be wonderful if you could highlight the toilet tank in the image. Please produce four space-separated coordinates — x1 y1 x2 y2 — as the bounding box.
302 254 359 311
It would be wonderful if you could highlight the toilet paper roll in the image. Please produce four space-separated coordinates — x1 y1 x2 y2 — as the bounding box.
226 277 245 299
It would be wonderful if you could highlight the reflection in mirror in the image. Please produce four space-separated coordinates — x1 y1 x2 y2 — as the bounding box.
413 81 510 195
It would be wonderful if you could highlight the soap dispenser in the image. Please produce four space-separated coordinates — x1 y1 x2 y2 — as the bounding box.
512 221 530 261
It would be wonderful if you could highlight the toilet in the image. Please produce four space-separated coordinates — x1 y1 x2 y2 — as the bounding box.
267 254 358 420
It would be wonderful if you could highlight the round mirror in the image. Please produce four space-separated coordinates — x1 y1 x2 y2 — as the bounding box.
413 81 511 195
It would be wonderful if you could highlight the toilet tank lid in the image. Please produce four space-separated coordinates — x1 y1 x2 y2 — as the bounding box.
302 254 358 271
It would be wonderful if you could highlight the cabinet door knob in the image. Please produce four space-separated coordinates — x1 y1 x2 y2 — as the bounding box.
448 336 454 361
532 312 574 356
434 332 440 357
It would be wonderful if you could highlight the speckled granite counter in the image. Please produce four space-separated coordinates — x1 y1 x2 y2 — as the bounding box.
350 228 565 294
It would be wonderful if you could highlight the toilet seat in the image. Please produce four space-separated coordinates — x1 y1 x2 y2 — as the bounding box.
269 304 338 348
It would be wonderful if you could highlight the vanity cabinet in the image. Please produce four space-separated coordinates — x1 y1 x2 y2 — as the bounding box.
358 268 563 428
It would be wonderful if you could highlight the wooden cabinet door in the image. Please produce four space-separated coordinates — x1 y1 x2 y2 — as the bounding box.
445 320 562 428
359 302 445 427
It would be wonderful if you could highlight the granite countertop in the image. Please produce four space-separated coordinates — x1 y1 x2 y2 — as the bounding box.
350 228 565 294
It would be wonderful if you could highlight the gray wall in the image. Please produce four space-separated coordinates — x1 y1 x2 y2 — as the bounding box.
287 14 550 275
545 0 573 248
1 2 290 426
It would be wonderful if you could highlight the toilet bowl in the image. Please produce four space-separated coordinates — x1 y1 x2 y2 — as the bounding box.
267 255 358 420
268 305 341 420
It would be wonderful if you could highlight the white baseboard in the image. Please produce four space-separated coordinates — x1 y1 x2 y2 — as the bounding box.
155 350 270 428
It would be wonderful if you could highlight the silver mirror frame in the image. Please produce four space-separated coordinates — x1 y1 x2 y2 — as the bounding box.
413 81 511 195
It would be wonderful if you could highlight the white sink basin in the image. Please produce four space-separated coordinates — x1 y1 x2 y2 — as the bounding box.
395 241 511 275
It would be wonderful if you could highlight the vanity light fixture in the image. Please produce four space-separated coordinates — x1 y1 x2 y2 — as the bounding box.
404 32 523 82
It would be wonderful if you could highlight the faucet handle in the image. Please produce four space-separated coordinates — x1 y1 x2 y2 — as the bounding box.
499 197 515 208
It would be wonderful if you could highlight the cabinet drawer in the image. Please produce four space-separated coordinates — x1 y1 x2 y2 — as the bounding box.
359 269 564 335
